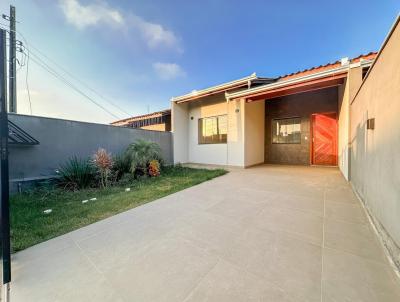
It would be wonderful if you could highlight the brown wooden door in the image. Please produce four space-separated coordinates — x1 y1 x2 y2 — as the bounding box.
312 113 338 165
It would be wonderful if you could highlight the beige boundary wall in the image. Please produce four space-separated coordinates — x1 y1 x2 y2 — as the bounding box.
349 16 400 268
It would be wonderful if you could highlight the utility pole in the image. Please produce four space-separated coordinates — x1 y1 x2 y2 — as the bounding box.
8 5 16 113
0 29 11 302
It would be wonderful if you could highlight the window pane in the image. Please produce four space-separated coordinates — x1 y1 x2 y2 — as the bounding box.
198 115 228 144
272 118 301 144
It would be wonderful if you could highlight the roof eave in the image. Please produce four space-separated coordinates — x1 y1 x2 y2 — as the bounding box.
226 60 374 101
172 73 258 103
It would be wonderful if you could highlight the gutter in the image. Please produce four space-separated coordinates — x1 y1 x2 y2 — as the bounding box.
226 60 374 101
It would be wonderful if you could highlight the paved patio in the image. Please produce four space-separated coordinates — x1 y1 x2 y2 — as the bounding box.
11 165 400 301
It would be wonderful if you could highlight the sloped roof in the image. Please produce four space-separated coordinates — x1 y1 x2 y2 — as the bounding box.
226 52 377 101
171 73 275 103
278 52 377 81
111 109 171 126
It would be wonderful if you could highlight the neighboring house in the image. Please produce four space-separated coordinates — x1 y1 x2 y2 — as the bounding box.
111 109 172 131
172 52 376 180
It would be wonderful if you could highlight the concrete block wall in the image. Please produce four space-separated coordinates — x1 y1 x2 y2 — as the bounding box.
9 114 172 191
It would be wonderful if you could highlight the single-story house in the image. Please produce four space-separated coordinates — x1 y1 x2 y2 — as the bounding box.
111 109 171 131
171 52 376 180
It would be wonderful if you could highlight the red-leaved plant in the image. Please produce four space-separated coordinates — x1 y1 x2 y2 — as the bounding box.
93 148 113 188
148 159 160 177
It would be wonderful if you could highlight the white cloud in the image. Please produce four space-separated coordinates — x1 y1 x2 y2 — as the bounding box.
59 0 124 29
153 62 186 80
130 16 182 52
59 0 182 52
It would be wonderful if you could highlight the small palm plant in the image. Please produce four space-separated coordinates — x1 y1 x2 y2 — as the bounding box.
92 148 113 188
125 139 163 177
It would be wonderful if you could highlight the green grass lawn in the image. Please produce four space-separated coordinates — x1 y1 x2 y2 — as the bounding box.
10 166 227 253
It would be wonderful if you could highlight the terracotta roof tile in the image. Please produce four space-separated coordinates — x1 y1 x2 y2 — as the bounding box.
279 52 378 81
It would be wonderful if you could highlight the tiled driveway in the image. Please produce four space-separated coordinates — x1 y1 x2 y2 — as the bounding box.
12 165 400 301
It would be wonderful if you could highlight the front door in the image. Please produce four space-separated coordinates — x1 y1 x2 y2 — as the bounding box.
311 113 337 165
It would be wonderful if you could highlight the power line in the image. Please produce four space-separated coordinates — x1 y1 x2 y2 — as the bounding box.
20 45 32 114
0 22 131 120
26 43 132 118
29 54 121 119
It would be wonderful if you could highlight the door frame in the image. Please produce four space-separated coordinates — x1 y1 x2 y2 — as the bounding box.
310 112 338 166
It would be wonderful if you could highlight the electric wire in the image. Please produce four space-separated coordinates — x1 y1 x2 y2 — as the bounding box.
1 22 32 114
29 55 121 119
26 43 132 118
1 22 119 119
0 22 129 119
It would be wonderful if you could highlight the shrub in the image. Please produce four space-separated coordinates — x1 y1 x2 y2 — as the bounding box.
112 153 131 181
92 148 113 188
117 172 136 186
58 156 95 190
148 160 160 177
125 139 163 177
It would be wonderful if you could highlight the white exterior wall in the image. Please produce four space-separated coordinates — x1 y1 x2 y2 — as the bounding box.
172 101 189 164
188 94 228 165
172 93 249 167
227 98 246 166
244 100 265 167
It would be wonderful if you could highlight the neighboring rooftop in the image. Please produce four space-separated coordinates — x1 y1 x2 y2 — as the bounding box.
111 109 171 126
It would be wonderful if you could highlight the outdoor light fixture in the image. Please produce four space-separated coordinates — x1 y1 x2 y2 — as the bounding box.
367 118 375 130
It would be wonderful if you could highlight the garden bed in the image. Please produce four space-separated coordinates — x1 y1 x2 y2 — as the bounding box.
10 166 227 253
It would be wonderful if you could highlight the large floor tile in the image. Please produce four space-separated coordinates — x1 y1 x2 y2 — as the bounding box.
223 227 322 302
76 218 173 273
106 236 219 302
325 187 359 204
325 201 368 224
324 218 387 263
12 232 75 268
206 196 267 224
172 211 243 256
184 259 294 302
12 244 124 302
267 192 324 217
252 206 323 246
322 248 400 302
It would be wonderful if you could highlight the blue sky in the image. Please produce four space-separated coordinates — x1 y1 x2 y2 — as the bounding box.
0 0 399 123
